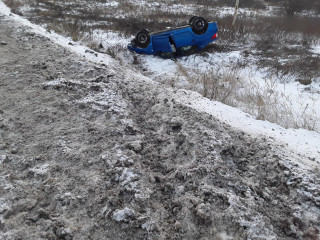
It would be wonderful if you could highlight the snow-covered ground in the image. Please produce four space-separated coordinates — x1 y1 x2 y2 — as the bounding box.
0 0 319 163
1 1 320 239
139 51 320 129
312 45 320 55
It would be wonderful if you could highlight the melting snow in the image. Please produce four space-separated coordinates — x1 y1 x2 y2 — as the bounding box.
120 169 137 186
29 163 50 176
112 207 135 222
311 45 320 55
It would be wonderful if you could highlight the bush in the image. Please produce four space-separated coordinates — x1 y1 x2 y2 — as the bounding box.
285 0 320 16
240 0 266 9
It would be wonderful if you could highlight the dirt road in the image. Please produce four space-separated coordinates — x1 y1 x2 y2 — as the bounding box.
0 13 319 240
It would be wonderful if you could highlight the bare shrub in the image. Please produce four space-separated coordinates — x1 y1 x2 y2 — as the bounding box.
37 9 64 19
195 0 233 7
118 0 138 13
195 0 265 9
49 19 87 42
239 0 266 9
3 0 22 9
212 15 253 47
251 15 320 80
185 66 240 104
285 0 320 16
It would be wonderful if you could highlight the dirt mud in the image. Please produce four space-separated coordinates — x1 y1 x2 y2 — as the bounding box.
0 14 320 240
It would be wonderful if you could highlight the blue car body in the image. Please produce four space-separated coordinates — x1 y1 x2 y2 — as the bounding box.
128 21 218 56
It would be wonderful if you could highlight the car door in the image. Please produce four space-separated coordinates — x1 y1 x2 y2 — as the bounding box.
152 34 172 53
172 28 194 48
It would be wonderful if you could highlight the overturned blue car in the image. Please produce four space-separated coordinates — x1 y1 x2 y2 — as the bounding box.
128 16 218 56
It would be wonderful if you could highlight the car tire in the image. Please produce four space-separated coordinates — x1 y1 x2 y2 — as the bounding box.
189 16 197 25
191 17 208 35
136 29 150 48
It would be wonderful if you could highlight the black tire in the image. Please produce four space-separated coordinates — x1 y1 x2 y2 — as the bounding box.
191 17 208 35
135 29 150 48
189 16 197 25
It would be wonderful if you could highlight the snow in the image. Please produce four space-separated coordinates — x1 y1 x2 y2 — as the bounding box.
218 231 234 240
0 155 7 164
120 169 137 186
0 0 10 15
112 207 135 222
311 45 320 55
1 0 319 166
90 30 131 49
29 163 50 176
141 221 156 231
174 89 320 163
78 88 127 113
143 56 177 79
45 78 83 87
103 1 119 7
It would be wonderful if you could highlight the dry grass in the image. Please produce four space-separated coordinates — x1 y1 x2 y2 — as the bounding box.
3 0 25 14
3 0 22 9
182 66 319 132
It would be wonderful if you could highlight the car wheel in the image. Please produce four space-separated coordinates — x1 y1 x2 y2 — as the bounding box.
136 29 150 48
191 17 208 35
189 16 197 25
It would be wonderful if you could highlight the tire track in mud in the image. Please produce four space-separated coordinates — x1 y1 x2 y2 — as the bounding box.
0 14 319 240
